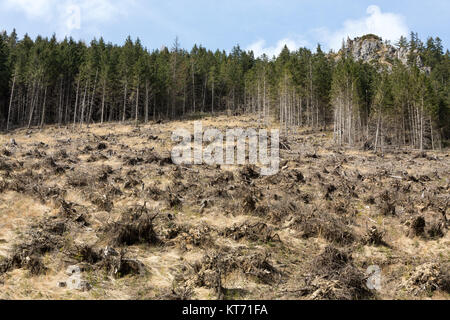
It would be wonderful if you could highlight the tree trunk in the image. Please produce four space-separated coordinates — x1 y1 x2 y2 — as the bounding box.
309 59 313 127
73 78 80 129
192 61 196 113
135 77 140 126
27 80 40 129
153 95 156 122
87 69 98 127
145 80 149 123
64 81 71 125
263 75 266 124
183 84 186 116
6 73 16 132
40 86 47 129
420 96 424 151
80 79 89 128
58 77 64 127
202 76 207 113
122 81 128 122
374 112 381 153
430 116 435 150
101 79 106 124
212 81 214 115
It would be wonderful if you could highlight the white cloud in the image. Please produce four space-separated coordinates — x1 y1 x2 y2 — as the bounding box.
2 0 135 36
316 5 409 51
247 37 310 58
78 0 125 23
3 0 54 19
246 6 408 56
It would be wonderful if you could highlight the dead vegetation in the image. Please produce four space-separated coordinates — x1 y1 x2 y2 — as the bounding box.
222 222 281 244
0 115 448 300
403 263 450 296
1 216 70 276
288 209 356 245
105 205 160 246
306 246 373 300
192 247 279 299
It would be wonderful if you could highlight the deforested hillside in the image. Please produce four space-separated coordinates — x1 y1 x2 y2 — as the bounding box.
0 29 449 301
0 116 448 300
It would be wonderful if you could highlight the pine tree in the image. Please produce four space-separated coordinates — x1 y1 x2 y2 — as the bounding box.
0 34 10 128
119 36 136 122
0 31 447 148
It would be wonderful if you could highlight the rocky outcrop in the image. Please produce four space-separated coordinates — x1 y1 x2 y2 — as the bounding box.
341 34 431 73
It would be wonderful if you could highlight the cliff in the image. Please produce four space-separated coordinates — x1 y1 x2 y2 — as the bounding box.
339 34 430 73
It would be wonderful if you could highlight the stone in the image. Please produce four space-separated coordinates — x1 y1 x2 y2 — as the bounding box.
342 35 431 73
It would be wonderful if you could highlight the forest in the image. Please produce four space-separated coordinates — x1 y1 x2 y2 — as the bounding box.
0 30 449 150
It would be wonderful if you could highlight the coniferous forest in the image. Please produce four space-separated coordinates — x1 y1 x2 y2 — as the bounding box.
0 30 449 149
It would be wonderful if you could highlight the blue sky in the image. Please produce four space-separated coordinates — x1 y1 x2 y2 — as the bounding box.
0 0 449 56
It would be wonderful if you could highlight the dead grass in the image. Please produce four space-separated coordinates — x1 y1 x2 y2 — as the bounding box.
0 115 448 300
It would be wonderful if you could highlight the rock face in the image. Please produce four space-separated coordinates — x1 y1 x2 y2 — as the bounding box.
347 37 382 62
342 35 431 73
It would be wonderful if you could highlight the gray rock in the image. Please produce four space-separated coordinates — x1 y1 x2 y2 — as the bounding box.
343 35 431 73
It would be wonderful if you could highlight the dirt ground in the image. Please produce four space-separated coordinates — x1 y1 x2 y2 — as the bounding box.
0 115 448 300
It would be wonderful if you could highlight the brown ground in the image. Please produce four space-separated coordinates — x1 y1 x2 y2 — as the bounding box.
0 115 448 300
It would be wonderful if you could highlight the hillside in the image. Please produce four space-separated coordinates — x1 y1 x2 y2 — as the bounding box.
0 116 448 300
1 31 448 151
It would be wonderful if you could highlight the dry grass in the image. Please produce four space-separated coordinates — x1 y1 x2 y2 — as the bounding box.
0 116 448 300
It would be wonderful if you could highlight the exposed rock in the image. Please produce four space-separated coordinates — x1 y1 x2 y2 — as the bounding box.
341 34 431 73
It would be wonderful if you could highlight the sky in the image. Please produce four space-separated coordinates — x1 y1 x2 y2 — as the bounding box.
0 0 449 56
